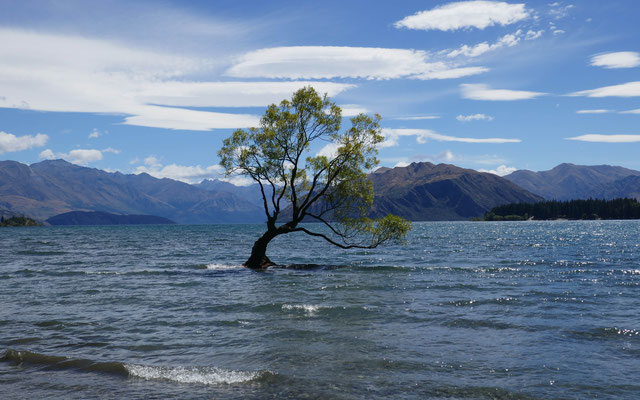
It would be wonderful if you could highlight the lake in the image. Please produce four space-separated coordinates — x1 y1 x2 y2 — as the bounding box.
1 221 639 399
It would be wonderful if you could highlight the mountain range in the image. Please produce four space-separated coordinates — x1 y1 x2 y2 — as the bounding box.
0 159 263 223
367 162 542 220
2 159 639 223
504 163 640 201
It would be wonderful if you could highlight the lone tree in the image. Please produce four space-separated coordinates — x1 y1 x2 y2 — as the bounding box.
219 87 411 269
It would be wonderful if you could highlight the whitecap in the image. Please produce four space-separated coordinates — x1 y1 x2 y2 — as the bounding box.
125 364 260 385
282 304 322 315
205 264 243 270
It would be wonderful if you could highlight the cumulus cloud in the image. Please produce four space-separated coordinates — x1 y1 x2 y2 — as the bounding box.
394 1 529 31
0 131 48 154
0 29 355 131
226 46 488 80
456 113 494 122
461 83 546 100
39 148 105 165
88 129 102 139
549 2 575 20
316 143 340 159
380 128 520 148
576 109 613 114
132 156 253 184
447 30 524 58
525 30 544 40
478 165 517 176
568 81 640 98
590 52 640 69
566 134 640 143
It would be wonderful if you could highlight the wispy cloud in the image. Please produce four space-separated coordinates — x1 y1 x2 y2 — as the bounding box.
620 109 640 114
338 105 369 117
226 46 488 80
447 30 524 58
0 29 355 131
0 131 48 154
568 81 640 97
548 2 575 20
590 52 640 69
393 115 440 120
461 84 546 100
394 1 529 31
576 109 614 114
456 113 494 122
380 128 520 148
566 134 640 143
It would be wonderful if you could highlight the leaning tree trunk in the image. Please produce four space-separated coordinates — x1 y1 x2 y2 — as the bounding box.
244 230 278 269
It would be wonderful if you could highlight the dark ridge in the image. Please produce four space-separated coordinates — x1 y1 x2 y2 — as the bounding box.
46 211 176 226
1 349 129 377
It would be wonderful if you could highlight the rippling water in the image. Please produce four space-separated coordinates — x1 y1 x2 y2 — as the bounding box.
1 221 639 399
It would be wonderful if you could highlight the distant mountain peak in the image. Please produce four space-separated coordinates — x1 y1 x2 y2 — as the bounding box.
505 163 640 200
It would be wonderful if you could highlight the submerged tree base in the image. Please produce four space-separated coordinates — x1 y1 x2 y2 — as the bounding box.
243 255 276 270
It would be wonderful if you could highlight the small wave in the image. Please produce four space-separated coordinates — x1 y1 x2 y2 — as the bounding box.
570 327 640 340
193 263 244 271
126 364 268 385
1 349 273 386
282 304 322 315
443 297 519 307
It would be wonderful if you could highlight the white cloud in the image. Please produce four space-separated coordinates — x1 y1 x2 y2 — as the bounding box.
39 148 105 165
461 83 546 100
447 30 523 58
549 3 574 19
88 128 101 139
0 29 355 131
102 147 121 154
478 165 517 176
135 162 225 184
132 157 255 184
316 143 340 159
525 30 544 40
566 134 640 143
568 81 640 98
380 128 520 148
456 113 494 122
226 46 488 80
590 52 640 69
620 109 640 114
552 29 565 35
393 115 440 120
0 131 48 154
338 105 369 117
394 1 529 31
576 109 613 114
136 81 356 108
123 105 260 131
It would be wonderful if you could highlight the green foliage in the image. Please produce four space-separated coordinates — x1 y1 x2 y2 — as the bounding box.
218 86 411 254
483 198 640 221
0 215 41 227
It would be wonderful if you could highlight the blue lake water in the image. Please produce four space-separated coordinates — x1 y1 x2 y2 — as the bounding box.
1 221 639 399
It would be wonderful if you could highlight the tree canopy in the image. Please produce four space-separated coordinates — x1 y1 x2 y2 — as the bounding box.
218 87 411 269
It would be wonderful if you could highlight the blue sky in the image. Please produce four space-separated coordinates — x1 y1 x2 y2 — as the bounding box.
1 0 639 184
